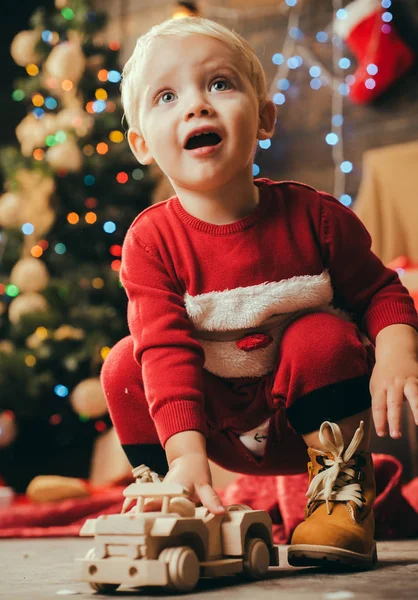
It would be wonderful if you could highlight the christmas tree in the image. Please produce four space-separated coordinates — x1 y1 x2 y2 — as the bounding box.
0 0 153 492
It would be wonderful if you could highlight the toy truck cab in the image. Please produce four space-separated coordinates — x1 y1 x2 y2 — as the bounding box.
76 476 279 594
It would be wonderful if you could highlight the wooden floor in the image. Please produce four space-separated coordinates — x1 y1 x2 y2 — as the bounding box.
3 539 417 599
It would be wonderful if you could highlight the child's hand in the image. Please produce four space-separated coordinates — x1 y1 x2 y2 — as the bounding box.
143 451 225 515
164 452 226 514
370 355 418 438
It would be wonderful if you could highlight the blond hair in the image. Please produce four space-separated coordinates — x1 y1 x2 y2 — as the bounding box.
121 17 267 130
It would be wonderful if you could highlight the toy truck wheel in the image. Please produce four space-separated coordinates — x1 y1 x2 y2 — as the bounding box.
89 583 119 593
158 546 200 592
85 548 119 593
242 537 270 580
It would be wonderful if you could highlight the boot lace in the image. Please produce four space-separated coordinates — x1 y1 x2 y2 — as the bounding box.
306 420 365 515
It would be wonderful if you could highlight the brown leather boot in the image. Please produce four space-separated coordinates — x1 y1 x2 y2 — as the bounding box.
288 420 377 570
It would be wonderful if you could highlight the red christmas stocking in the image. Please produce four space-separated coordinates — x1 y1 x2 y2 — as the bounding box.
334 0 415 104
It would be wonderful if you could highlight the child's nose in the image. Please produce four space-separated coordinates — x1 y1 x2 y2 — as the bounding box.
185 99 214 120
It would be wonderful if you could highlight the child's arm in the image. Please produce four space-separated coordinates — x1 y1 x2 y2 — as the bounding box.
121 220 226 512
319 192 418 437
121 225 208 446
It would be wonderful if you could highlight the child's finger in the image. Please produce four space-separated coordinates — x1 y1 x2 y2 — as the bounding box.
386 384 403 438
143 497 162 512
196 483 226 515
404 379 418 425
372 389 388 437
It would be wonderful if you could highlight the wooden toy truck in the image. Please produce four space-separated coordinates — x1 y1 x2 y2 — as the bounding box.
75 465 279 593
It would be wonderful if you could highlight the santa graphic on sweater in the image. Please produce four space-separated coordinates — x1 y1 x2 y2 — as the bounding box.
185 271 343 379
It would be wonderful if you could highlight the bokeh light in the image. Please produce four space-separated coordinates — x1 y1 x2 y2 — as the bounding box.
104 221 116 234
67 212 79 224
109 130 124 143
85 212 97 224
98 69 108 82
116 172 128 184
95 88 108 100
26 64 39 76
33 149 45 161
31 245 43 258
96 142 109 154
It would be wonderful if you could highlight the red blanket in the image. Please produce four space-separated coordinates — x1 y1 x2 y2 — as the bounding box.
0 454 417 542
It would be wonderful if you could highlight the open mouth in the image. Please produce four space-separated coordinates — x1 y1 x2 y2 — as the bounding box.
185 132 222 150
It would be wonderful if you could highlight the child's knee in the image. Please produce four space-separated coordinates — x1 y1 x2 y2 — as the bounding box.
101 335 147 418
281 311 367 369
101 336 142 396
101 336 159 446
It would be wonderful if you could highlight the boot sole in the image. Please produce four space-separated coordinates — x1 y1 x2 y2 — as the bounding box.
287 542 377 570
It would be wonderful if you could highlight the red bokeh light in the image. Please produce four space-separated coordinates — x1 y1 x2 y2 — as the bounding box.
110 244 122 257
116 172 128 184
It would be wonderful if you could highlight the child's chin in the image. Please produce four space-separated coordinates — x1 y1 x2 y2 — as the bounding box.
178 172 227 191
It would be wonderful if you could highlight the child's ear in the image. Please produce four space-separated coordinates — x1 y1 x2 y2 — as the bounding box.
128 128 154 165
257 100 276 140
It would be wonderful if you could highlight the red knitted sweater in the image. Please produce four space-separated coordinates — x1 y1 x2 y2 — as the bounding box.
120 179 418 445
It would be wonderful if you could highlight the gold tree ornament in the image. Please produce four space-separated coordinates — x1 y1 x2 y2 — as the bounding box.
11 170 56 255
8 292 49 325
45 138 83 171
0 192 22 228
10 30 41 67
10 258 50 293
70 378 109 418
15 114 51 157
44 41 86 86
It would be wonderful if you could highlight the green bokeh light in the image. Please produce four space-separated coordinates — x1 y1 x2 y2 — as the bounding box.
6 284 19 297
55 130 67 143
62 7 74 20
12 89 25 101
45 135 56 147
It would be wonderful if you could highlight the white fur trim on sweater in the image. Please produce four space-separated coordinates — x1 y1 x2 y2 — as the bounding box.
333 0 379 40
184 271 333 332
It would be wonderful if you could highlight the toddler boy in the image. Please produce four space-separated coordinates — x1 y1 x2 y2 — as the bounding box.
102 17 418 569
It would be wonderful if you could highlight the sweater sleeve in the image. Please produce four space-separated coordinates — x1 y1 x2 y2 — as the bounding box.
319 191 418 343
120 226 207 446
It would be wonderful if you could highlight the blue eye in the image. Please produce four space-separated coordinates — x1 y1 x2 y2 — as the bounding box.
211 79 231 92
158 91 176 104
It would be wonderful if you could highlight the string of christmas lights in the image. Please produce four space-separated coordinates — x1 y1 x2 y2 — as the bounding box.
207 0 393 206
331 0 348 204
253 0 303 178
